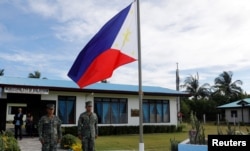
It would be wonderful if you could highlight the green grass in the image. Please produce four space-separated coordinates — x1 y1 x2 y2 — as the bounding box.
95 123 250 151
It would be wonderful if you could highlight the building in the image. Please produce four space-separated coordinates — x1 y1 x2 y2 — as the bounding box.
217 98 250 124
0 76 188 131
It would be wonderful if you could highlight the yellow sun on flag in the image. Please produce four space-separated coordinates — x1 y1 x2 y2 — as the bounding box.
122 28 131 48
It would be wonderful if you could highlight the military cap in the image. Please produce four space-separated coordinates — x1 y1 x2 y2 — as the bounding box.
85 101 92 107
46 104 55 109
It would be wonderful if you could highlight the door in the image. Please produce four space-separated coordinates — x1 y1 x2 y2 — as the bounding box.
0 99 7 131
6 93 41 135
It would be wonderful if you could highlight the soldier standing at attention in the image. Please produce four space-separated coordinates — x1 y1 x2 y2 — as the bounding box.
38 104 62 151
78 101 98 151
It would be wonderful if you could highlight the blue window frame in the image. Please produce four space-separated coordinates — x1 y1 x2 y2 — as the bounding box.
58 96 76 124
143 99 170 123
94 97 128 124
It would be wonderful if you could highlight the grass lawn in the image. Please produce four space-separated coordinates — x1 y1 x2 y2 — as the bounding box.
95 123 250 151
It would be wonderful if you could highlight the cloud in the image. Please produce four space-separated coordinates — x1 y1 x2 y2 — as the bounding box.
0 49 73 78
18 0 130 43
2 0 250 92
0 24 17 43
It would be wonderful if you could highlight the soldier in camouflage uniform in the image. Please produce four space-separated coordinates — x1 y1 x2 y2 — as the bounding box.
38 104 62 151
78 101 98 151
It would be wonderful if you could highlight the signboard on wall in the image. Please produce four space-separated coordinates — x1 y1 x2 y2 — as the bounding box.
131 109 139 117
4 87 49 95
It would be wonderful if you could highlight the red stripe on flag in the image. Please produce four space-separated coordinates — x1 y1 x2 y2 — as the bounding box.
77 49 136 88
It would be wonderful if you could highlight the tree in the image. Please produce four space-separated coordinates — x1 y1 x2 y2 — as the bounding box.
28 71 41 78
101 79 108 83
181 72 211 101
213 71 243 102
0 69 4 76
180 99 190 121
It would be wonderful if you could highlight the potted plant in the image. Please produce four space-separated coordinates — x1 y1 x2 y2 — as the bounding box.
178 112 208 151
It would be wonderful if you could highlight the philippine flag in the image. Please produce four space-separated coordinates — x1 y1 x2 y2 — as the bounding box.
68 2 137 88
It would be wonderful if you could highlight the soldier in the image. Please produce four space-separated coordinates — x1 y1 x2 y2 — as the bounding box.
78 101 98 151
38 104 62 151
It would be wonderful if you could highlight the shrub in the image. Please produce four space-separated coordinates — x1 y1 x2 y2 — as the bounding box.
3 130 14 138
60 134 78 149
0 137 3 151
170 138 179 151
70 142 82 151
189 111 206 145
60 134 82 151
0 131 20 151
217 121 250 135
62 125 181 136
62 127 78 136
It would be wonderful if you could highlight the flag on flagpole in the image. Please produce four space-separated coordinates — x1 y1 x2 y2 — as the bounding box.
68 2 137 88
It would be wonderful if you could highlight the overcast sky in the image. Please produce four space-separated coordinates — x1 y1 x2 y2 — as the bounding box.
1 0 250 92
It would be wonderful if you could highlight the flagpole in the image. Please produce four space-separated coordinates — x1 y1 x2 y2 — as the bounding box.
136 0 144 151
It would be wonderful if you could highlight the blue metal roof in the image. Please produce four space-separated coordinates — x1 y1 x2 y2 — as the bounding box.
0 76 188 96
217 98 250 109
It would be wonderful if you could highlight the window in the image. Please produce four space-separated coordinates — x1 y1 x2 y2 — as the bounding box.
231 110 237 118
58 96 76 124
94 97 128 124
8 106 27 115
143 100 170 123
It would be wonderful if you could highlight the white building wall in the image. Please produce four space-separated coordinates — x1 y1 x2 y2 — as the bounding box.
225 108 250 123
93 93 140 126
41 92 57 100
41 91 90 126
6 103 27 121
94 94 178 126
169 97 178 125
140 96 178 126
40 91 179 126
127 96 139 126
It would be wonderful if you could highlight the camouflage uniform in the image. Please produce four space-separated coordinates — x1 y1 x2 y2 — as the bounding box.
38 115 62 151
78 111 98 151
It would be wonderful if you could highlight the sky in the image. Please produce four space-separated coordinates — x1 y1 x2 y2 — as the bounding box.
1 0 250 93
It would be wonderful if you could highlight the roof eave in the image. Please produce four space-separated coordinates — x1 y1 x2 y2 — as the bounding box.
0 84 190 96
217 106 250 109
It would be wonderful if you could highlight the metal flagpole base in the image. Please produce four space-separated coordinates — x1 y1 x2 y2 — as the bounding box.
139 143 144 151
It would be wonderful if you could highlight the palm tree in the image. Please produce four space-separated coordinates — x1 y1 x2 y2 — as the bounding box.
0 69 4 76
181 72 211 101
213 71 243 101
28 71 41 78
101 79 108 83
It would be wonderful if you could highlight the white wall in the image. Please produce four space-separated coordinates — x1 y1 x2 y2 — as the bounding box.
93 94 178 126
40 91 179 126
169 97 178 125
225 108 250 123
6 103 27 121
93 93 139 126
41 91 89 126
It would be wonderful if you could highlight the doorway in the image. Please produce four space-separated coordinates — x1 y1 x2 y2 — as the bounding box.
6 93 41 135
